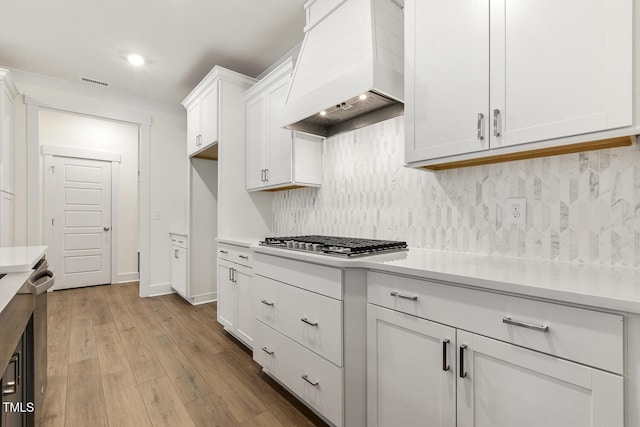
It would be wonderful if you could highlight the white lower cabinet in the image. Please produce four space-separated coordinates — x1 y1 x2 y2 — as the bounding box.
252 252 367 427
367 272 624 426
169 233 188 297
217 243 254 348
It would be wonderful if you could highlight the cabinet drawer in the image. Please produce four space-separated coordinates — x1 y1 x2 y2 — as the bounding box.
218 243 253 267
254 253 342 299
253 320 343 427
368 271 624 374
254 275 343 366
169 233 188 249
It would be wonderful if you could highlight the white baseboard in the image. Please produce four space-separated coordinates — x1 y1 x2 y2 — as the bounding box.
141 282 173 297
116 272 139 284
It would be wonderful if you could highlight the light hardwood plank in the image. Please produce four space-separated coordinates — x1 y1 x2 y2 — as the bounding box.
65 358 108 427
39 375 67 427
117 325 165 385
184 394 240 427
240 411 286 427
138 377 197 427
150 334 211 403
102 370 152 427
67 314 96 363
94 323 130 376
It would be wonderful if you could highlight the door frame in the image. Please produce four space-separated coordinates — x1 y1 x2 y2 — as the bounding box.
42 146 121 286
24 95 153 297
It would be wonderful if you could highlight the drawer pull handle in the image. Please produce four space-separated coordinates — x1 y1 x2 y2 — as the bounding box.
459 345 467 379
261 299 274 306
301 317 318 327
390 291 418 301
261 347 274 355
238 255 249 259
219 250 228 254
502 317 549 333
442 339 450 372
302 374 319 386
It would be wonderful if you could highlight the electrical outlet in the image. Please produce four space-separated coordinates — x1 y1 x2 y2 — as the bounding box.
505 197 526 225
152 209 161 220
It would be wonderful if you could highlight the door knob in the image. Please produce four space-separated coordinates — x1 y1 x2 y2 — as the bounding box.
104 227 110 231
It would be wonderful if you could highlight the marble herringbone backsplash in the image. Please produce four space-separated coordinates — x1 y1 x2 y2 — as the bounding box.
273 117 640 267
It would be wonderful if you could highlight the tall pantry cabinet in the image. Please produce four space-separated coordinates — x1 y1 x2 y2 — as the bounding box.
0 69 18 247
180 66 271 305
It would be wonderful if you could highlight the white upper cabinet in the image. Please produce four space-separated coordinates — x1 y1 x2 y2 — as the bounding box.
183 81 219 159
245 58 323 192
405 0 634 168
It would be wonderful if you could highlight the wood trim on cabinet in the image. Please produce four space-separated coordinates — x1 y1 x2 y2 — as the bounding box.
263 185 306 192
192 144 218 161
421 135 636 171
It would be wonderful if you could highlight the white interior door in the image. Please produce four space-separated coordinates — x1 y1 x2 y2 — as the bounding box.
52 156 112 289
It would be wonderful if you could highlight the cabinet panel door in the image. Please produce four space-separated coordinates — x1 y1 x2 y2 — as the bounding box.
2 88 15 194
200 82 219 148
491 0 632 148
217 261 235 330
456 330 623 427
234 266 253 348
186 102 201 156
266 75 293 186
246 93 267 190
405 0 489 163
367 304 456 427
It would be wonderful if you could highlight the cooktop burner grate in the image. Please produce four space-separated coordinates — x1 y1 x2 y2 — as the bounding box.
260 235 407 257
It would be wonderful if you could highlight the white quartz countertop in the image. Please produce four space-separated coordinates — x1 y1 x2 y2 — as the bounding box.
217 237 261 248
251 245 640 314
0 246 48 274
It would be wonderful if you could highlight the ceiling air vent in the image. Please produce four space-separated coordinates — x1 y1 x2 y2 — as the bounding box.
80 76 110 87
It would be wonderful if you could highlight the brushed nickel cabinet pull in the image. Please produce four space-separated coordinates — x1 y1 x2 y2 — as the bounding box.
493 109 501 137
261 347 274 355
301 317 318 327
442 339 450 372
502 317 549 332
219 250 228 254
302 374 319 386
477 113 484 140
174 249 179 259
459 345 467 379
261 299 274 306
390 291 418 301
238 255 249 259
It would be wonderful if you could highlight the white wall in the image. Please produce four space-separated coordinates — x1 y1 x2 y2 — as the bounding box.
39 109 139 282
12 75 188 295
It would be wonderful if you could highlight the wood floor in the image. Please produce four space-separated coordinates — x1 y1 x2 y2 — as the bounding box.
42 282 327 427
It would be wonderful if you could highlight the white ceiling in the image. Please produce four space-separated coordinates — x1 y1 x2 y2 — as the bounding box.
0 0 304 105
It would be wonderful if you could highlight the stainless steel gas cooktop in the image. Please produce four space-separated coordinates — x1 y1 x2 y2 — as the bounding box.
260 235 408 258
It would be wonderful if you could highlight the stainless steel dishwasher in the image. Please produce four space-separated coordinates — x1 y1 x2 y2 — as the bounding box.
26 258 55 424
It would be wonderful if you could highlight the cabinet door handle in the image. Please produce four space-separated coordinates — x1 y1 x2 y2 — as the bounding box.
442 339 450 372
477 113 484 140
219 250 228 254
502 317 549 333
261 169 265 182
231 268 236 283
265 168 269 181
261 299 274 306
196 134 202 146
238 255 249 259
459 345 467 379
261 346 274 355
174 249 179 259
228 268 232 281
302 374 319 386
390 291 418 301
493 109 501 137
301 317 318 327
2 352 20 396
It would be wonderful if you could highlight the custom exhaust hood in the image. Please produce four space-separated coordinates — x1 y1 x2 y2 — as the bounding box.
283 0 404 138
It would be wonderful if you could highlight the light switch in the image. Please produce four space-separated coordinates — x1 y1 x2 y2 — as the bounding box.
152 209 161 220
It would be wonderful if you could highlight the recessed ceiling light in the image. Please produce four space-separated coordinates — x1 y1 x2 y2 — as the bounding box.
320 111 327 116
359 94 367 100
127 53 145 66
